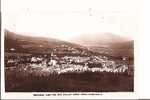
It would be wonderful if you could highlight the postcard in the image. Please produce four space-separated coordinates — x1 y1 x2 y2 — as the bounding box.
1 0 140 99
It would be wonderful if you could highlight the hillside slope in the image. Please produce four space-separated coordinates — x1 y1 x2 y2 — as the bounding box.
4 30 87 54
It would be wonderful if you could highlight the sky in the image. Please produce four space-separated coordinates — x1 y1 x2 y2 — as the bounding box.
2 0 140 40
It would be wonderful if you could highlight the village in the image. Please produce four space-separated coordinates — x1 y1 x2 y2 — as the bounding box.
5 44 129 75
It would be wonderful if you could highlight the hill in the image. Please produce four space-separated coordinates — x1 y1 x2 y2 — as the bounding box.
4 30 134 58
4 30 87 54
68 32 134 57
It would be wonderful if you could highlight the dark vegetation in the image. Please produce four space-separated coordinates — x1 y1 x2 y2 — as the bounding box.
5 71 133 92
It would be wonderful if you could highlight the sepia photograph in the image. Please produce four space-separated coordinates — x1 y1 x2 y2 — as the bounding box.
2 0 138 97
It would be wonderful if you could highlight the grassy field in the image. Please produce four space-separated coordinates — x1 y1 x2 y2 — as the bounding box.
5 69 133 92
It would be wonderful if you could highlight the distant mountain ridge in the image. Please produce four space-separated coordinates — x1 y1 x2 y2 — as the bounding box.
69 32 133 47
